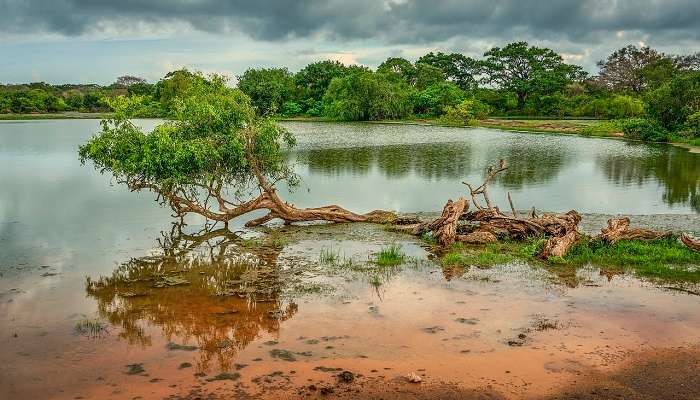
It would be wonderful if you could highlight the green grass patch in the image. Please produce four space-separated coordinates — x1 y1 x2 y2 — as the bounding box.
375 244 405 266
440 242 516 268
437 235 700 283
580 120 624 137
559 237 700 282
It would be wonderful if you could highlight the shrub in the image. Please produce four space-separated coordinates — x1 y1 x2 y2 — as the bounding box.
323 71 414 121
620 118 669 141
646 71 700 130
281 101 302 117
439 99 492 125
683 111 700 138
412 82 465 116
607 95 645 119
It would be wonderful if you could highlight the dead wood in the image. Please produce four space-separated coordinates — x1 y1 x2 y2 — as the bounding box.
597 217 672 244
681 233 700 252
416 197 469 246
539 230 581 258
457 231 498 244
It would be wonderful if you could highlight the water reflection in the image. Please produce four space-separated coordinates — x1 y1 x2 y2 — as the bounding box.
293 140 571 187
598 144 700 212
295 142 473 179
85 224 297 372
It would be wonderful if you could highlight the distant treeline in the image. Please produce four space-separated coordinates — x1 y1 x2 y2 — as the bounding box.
2 42 699 141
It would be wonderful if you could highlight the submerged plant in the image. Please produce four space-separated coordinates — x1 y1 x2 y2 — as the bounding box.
75 319 108 337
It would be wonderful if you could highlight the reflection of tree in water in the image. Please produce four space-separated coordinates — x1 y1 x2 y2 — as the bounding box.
295 140 572 189
598 146 700 212
484 142 571 190
86 224 297 372
294 142 473 180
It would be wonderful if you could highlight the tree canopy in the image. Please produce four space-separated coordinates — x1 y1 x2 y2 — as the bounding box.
481 42 585 107
237 67 295 115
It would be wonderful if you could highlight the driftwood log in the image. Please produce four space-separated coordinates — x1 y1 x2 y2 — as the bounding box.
396 160 693 260
597 217 672 244
408 160 584 258
681 234 700 252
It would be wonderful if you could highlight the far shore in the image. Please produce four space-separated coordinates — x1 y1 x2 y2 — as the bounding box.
3 112 699 152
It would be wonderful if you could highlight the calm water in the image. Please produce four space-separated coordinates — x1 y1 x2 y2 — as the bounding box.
1 119 700 399
0 118 698 274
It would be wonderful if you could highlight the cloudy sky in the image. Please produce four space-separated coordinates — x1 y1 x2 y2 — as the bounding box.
1 0 699 84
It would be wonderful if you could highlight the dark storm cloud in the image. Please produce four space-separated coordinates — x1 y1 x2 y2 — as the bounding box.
2 0 699 44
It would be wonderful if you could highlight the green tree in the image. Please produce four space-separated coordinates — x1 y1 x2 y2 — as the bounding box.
79 73 383 226
646 71 700 131
417 52 479 90
377 57 416 83
412 82 465 116
639 58 679 90
237 67 295 115
294 60 348 103
154 69 206 114
323 71 414 121
481 42 584 108
414 63 445 90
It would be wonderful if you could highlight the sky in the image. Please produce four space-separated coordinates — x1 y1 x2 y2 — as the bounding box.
1 0 700 85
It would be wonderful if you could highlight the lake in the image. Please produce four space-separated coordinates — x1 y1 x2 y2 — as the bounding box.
1 119 700 399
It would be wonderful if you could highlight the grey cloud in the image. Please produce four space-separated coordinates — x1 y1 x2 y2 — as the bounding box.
2 0 699 44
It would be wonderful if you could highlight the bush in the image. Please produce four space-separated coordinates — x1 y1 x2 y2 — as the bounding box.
412 82 465 116
646 71 700 131
685 111 700 138
281 101 302 117
523 93 568 117
322 71 414 121
607 95 645 119
439 99 491 126
620 118 669 141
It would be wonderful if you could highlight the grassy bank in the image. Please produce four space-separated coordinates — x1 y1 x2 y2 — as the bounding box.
436 236 700 284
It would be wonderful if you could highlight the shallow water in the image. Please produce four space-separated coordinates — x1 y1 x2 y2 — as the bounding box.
1 120 699 399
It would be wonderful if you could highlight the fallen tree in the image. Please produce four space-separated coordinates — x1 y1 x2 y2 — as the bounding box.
79 75 696 258
79 74 400 227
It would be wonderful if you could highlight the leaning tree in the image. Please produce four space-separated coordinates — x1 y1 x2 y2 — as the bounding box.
79 74 394 227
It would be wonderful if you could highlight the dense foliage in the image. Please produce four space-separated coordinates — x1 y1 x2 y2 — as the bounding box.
79 74 295 194
5 41 700 142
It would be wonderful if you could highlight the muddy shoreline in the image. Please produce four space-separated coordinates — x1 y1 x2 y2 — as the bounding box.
2 221 699 399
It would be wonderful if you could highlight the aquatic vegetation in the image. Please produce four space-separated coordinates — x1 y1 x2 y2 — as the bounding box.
369 274 383 287
74 319 108 337
319 247 341 265
375 244 405 266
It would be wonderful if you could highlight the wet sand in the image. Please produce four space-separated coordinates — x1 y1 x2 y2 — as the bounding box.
1 223 699 399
